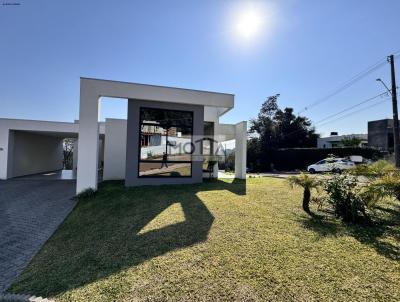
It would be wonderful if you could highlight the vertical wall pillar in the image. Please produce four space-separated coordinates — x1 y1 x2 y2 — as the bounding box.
76 81 100 194
0 128 12 179
103 119 127 180
235 121 247 179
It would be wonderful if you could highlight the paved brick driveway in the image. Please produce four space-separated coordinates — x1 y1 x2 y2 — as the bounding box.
0 180 76 293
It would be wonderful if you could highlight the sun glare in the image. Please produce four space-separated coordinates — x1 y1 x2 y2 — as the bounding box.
228 2 274 47
235 8 263 40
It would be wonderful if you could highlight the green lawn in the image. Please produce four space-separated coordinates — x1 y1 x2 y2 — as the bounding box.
10 178 400 301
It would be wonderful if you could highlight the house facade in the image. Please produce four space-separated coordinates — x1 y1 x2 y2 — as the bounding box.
0 78 247 194
317 133 368 148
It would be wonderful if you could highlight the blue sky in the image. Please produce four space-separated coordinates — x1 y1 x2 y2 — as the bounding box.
0 0 399 136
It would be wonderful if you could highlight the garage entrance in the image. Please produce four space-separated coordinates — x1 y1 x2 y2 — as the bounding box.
7 130 105 181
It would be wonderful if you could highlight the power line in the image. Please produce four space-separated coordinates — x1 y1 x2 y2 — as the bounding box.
298 59 386 114
298 51 400 114
316 97 391 128
264 51 400 139
281 93 391 139
314 91 390 125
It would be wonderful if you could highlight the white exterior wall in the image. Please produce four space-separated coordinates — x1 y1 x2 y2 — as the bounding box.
317 137 339 148
10 131 64 177
103 119 127 180
0 127 11 179
204 107 220 178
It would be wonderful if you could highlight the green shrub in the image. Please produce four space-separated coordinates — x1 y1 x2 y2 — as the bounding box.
347 164 370 177
370 173 400 201
348 160 396 178
320 175 373 223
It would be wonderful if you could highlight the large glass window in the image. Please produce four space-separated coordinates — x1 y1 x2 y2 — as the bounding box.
138 107 193 177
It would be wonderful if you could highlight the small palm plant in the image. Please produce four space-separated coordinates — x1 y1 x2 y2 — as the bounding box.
288 173 320 214
348 160 396 178
370 173 400 201
348 160 400 202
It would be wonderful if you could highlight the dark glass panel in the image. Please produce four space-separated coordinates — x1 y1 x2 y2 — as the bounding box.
139 162 191 177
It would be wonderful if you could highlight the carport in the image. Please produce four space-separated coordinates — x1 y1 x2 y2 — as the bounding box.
0 119 105 180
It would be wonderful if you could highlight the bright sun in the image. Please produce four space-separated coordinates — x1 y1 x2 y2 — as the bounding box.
235 8 264 40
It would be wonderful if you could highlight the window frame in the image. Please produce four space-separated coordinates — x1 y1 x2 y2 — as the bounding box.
137 107 194 178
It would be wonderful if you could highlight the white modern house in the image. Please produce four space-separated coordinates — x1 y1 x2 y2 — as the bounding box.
0 78 247 194
317 133 368 148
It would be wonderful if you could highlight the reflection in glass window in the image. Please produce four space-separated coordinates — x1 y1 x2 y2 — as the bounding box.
139 162 191 177
139 107 193 177
140 125 192 161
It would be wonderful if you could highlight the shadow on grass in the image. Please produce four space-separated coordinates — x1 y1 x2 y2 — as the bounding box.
300 214 341 238
299 203 400 261
10 179 246 297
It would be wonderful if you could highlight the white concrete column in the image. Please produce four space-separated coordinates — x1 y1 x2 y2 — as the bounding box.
103 119 127 180
76 81 100 194
235 121 247 179
72 138 78 171
0 128 11 179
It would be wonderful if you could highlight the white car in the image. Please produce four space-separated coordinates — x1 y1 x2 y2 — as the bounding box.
307 158 355 174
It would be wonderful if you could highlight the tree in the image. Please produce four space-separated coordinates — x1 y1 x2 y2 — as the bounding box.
247 137 262 172
288 173 319 214
63 138 74 170
248 95 319 170
341 136 362 147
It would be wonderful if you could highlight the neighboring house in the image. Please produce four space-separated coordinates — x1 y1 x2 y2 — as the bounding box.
0 78 247 194
317 133 368 148
368 119 395 151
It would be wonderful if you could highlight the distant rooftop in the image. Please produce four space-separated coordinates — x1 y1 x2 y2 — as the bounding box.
319 134 368 141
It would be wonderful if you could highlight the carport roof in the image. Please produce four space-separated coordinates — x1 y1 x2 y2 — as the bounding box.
0 118 105 137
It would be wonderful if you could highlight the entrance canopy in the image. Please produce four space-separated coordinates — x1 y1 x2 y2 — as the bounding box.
77 78 235 193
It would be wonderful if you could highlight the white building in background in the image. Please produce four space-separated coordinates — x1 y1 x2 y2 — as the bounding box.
317 132 368 149
0 78 247 194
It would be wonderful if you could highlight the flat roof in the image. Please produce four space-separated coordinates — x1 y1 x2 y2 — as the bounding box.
0 118 106 136
81 77 235 116
81 77 234 97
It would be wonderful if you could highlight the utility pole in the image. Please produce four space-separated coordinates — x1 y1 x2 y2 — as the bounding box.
388 55 400 168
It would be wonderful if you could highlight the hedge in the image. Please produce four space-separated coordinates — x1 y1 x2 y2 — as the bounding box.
266 147 384 171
